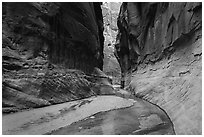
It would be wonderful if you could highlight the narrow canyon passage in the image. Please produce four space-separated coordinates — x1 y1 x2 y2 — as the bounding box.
2 2 201 135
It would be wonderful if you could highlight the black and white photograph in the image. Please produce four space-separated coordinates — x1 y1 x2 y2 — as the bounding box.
2 1 202 135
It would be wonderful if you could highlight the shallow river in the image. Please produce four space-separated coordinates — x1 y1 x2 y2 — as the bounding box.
3 94 175 135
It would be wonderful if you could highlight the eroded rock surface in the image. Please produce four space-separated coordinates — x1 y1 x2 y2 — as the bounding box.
2 2 112 113
115 2 202 135
115 2 201 85
3 2 104 73
128 37 202 135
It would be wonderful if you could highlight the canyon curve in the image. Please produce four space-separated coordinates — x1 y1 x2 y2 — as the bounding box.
2 2 202 135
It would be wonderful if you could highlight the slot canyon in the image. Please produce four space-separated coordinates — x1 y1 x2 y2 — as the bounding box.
2 2 202 135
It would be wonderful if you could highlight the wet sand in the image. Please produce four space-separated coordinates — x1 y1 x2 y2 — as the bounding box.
2 96 135 135
48 97 175 135
3 92 175 135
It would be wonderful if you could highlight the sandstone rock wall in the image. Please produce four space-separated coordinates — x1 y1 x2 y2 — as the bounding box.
2 2 111 113
3 2 104 73
102 2 122 84
116 2 202 134
129 36 202 135
116 2 201 79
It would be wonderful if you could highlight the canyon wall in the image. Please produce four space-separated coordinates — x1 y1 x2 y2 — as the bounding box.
3 2 104 73
102 2 122 84
116 2 202 134
2 2 114 113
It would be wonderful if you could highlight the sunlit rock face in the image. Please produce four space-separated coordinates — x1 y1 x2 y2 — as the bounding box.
102 2 122 84
116 2 202 134
2 2 109 113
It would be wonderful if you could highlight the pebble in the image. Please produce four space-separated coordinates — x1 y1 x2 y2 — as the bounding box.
79 127 82 129
90 116 95 119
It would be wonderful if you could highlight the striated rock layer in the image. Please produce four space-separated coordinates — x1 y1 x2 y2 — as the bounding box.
3 2 104 72
2 2 114 113
116 2 202 134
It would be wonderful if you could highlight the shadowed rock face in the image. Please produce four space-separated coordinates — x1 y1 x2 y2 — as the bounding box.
115 2 202 134
3 2 104 73
115 2 201 85
2 2 112 113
